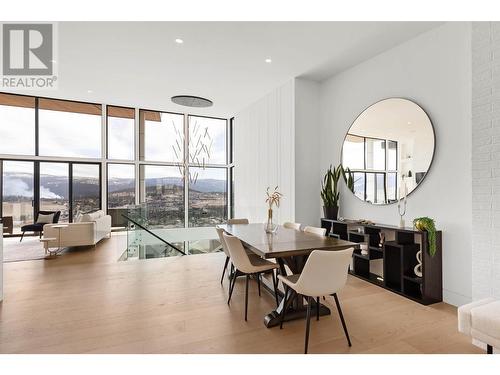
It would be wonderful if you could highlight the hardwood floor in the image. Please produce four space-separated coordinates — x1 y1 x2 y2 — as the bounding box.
0 234 481 354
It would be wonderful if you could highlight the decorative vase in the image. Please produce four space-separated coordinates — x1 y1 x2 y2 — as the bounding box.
414 220 425 231
265 208 277 233
414 250 423 277
360 242 368 256
323 206 339 220
378 232 385 248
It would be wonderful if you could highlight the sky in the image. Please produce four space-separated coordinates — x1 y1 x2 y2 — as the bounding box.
39 110 102 158
108 163 135 179
0 106 36 155
108 116 135 160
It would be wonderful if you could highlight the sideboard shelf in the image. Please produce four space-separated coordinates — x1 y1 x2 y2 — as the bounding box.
321 218 442 305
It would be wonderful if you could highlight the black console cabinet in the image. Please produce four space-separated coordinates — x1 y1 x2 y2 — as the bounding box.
321 218 443 305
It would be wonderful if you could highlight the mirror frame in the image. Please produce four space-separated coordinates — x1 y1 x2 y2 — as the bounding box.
340 97 436 205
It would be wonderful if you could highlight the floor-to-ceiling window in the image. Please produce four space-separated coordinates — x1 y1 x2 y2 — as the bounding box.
187 115 228 227
107 163 135 209
140 165 184 228
0 92 232 235
39 162 69 222
0 94 35 155
107 106 135 161
72 163 101 220
38 98 102 159
1 160 35 233
188 167 227 227
140 110 184 163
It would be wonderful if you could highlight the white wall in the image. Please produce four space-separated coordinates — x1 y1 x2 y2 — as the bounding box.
471 22 500 300
233 23 475 306
233 78 321 227
318 22 472 306
233 80 295 224
295 78 321 226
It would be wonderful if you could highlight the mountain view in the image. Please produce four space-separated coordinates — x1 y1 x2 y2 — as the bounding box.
2 172 226 199
2 171 227 229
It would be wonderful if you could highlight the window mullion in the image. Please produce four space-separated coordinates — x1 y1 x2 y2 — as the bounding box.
101 104 107 212
135 108 140 205
184 114 189 230
35 97 39 156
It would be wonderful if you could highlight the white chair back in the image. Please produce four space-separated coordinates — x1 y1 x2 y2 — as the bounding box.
223 232 254 274
227 218 249 225
215 226 230 257
293 248 354 297
283 222 301 230
303 226 327 236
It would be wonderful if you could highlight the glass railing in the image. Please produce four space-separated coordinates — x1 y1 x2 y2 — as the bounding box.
122 213 186 261
127 202 184 229
121 204 222 261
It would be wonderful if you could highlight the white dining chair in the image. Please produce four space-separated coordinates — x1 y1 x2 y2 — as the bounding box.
223 232 279 321
303 226 327 236
278 248 354 354
227 218 249 225
216 226 260 286
283 222 301 230
215 226 233 285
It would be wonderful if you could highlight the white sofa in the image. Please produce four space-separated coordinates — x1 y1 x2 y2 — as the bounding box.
458 298 500 354
42 210 112 250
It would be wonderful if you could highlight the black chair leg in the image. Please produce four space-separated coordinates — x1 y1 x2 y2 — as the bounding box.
487 344 493 354
227 269 237 304
304 296 312 354
271 270 279 308
333 293 351 347
257 273 261 296
245 274 249 321
19 231 25 242
39 231 42 239
220 256 230 285
280 286 295 329
316 297 320 321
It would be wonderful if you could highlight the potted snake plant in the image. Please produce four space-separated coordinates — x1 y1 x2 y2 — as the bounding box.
321 165 343 220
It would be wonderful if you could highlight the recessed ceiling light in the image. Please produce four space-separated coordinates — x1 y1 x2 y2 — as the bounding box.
265 58 272 63
175 38 184 44
407 121 412 125
87 90 93 94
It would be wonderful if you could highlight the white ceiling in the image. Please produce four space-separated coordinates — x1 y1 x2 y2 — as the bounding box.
5 22 443 117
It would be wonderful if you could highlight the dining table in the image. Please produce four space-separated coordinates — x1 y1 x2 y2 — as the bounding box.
219 223 359 328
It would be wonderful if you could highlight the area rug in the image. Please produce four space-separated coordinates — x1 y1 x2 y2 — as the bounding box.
2 236 69 262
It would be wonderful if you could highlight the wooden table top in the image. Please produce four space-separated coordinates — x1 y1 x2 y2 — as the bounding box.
219 223 358 259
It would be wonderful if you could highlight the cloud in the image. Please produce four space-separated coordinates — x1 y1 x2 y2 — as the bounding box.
3 178 33 197
40 186 62 199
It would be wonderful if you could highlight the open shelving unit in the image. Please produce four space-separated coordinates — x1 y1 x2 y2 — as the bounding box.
321 218 442 305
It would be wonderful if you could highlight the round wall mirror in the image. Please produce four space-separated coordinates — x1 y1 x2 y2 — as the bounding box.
341 98 435 205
